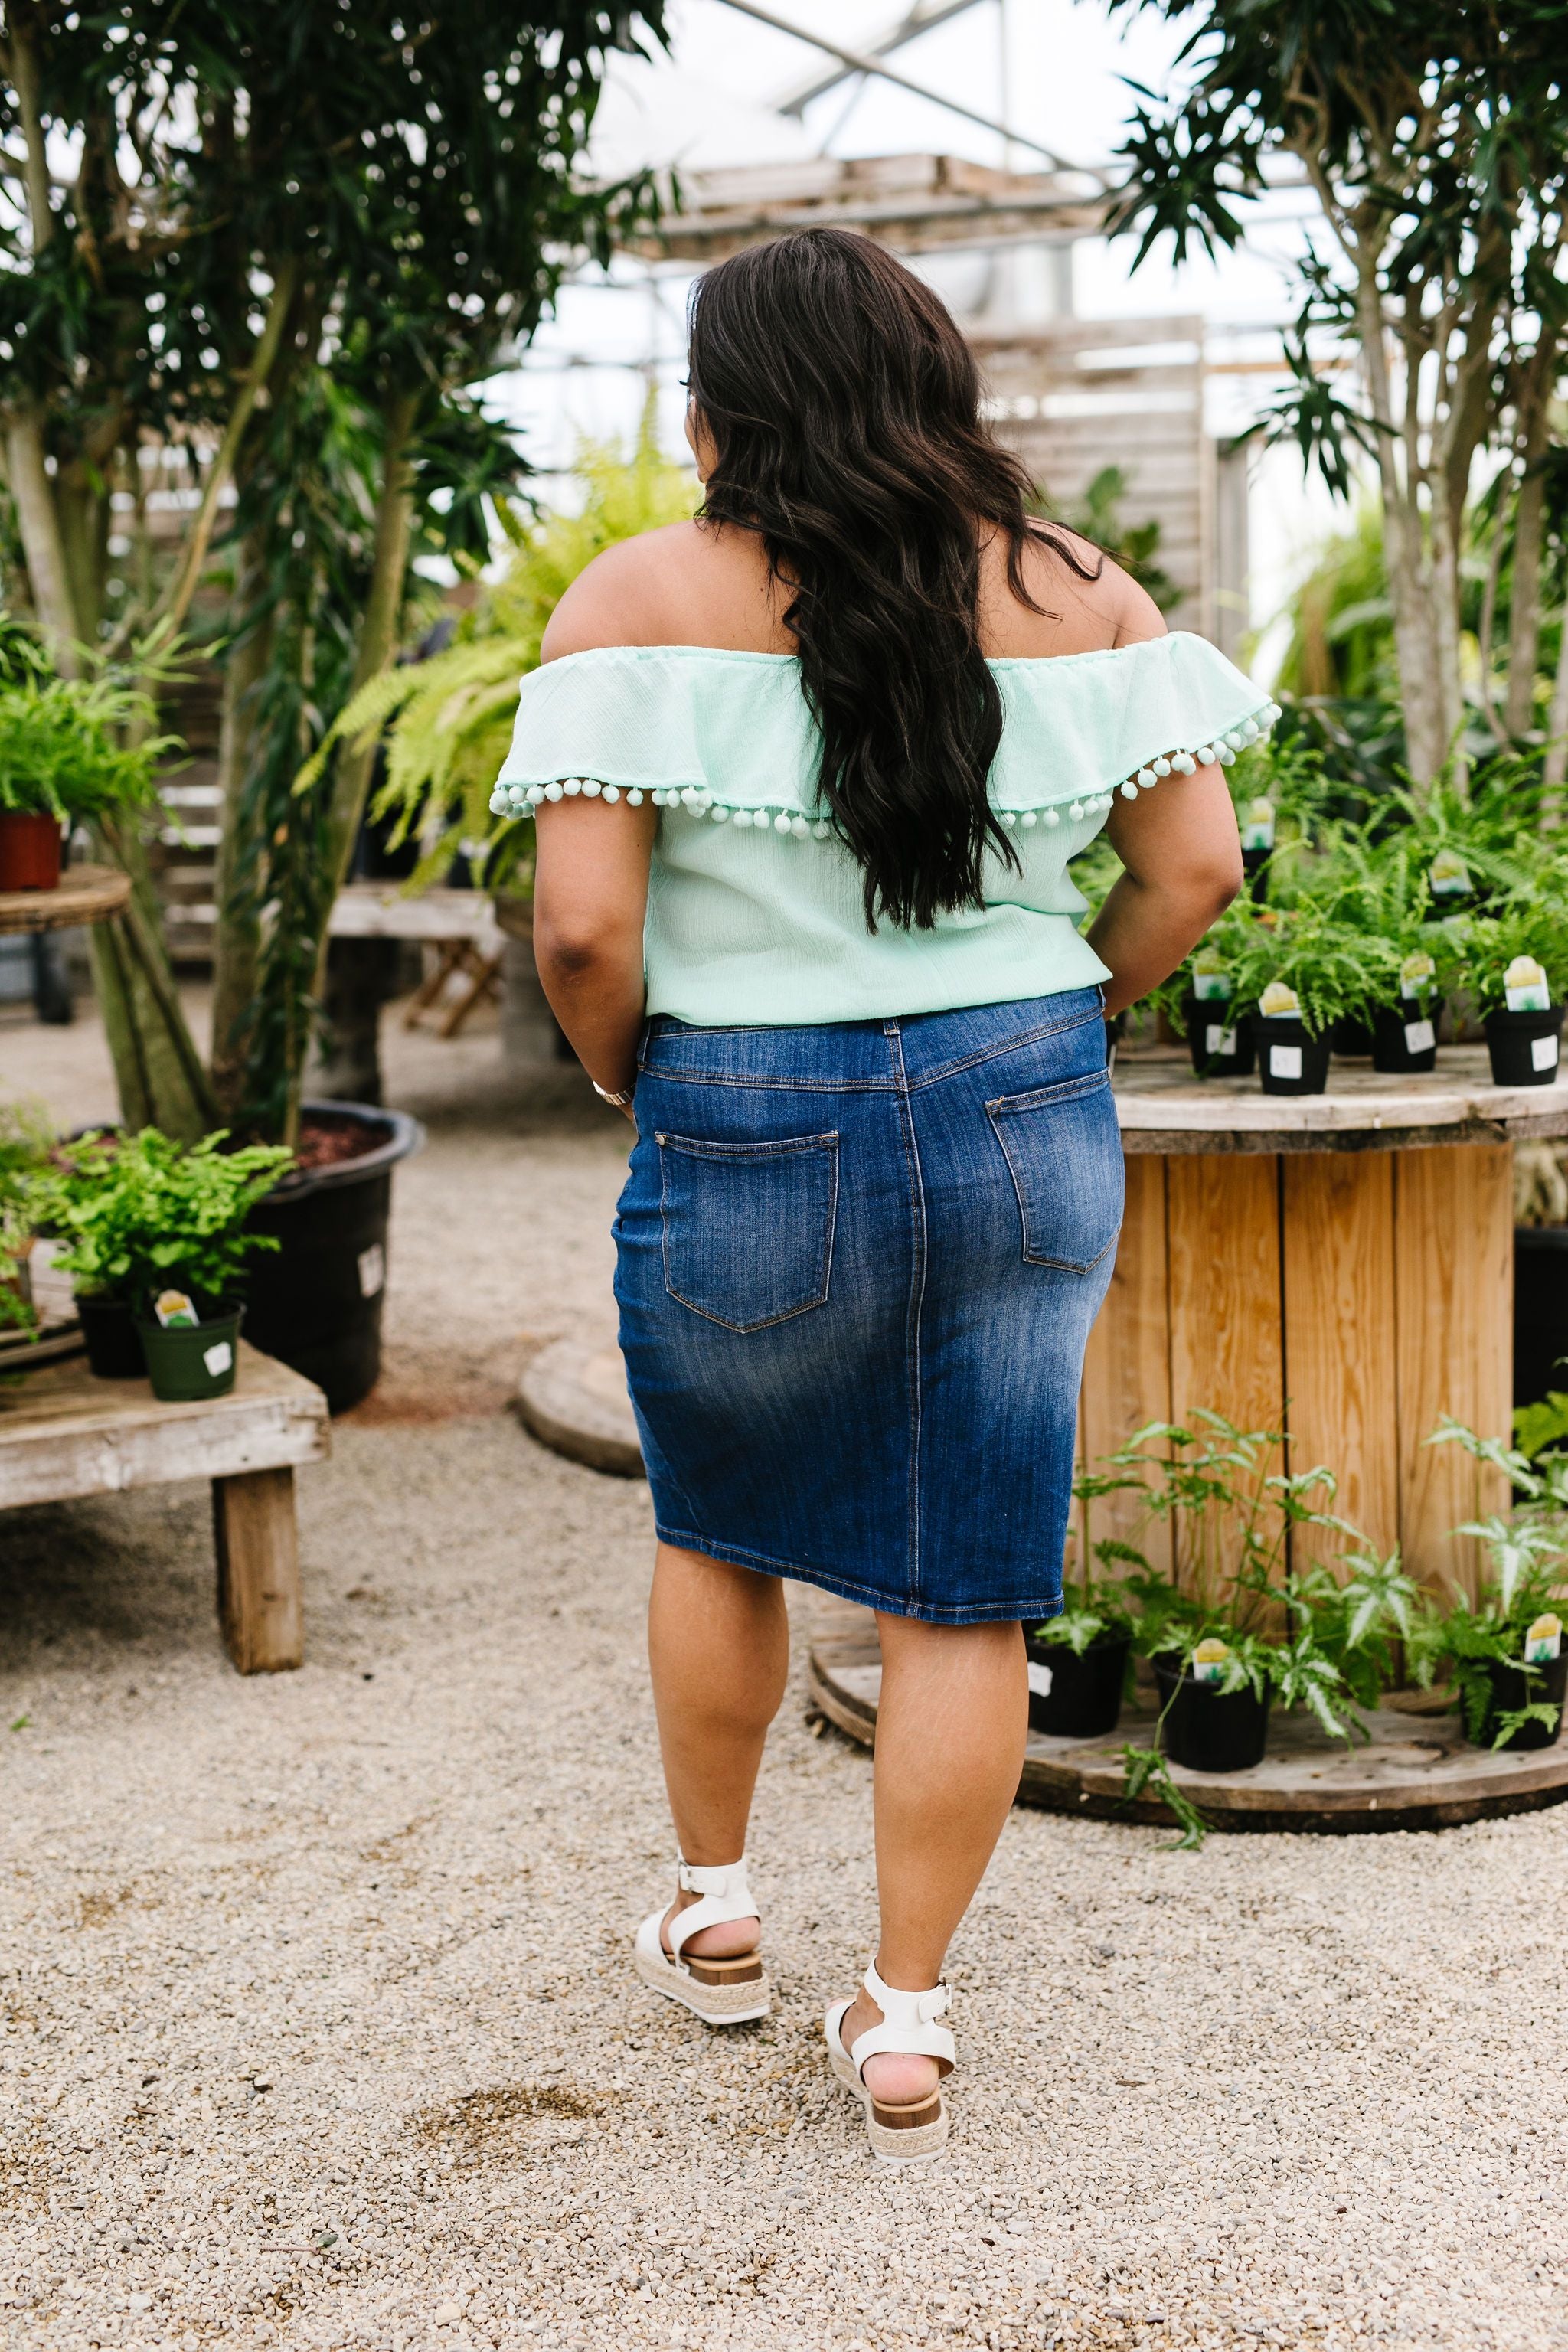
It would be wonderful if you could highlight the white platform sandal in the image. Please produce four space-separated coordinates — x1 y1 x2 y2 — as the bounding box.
632 1855 772 2025
825 1961 955 2162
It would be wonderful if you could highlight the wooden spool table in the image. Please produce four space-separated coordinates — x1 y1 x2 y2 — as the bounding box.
0 1343 328 1673
806 1045 1568 1831
0 861 130 935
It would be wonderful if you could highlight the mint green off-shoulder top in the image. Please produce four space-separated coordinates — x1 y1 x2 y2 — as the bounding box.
492 633 1279 1027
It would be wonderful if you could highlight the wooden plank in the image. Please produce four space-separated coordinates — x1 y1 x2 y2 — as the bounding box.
0 1341 328 1510
1079 1155 1173 1579
1282 1153 1399 1571
213 1467 305 1673
1394 1145 1515 1599
1166 1155 1285 1589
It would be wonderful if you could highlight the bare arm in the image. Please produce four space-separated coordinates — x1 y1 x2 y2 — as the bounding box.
1086 763 1244 1018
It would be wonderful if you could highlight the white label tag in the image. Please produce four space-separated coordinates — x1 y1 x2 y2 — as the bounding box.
1270 1044 1303 1080
1403 1020 1436 1054
1532 1034 1560 1072
1026 1661 1054 1699
202 1341 234 1377
358 1243 386 1298
1205 1025 1237 1056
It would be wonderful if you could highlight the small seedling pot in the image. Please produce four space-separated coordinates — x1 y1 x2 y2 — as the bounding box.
1154 1661 1272 1772
1255 1015 1331 1097
1183 996 1255 1080
1024 1631 1131 1740
136 1305 243 1402
1331 1015 1375 1058
1485 1006 1563 1087
0 810 63 892
1479 1655 1568 1751
77 1292 145 1379
1371 1001 1440 1074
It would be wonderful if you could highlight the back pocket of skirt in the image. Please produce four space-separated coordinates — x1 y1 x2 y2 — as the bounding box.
985 1071 1123 1273
657 1129 839 1331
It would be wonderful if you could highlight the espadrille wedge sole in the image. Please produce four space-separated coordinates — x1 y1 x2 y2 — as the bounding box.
632 1855 771 2027
825 1963 954 2164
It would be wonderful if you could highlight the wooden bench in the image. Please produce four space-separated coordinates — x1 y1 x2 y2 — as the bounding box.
0 1341 328 1672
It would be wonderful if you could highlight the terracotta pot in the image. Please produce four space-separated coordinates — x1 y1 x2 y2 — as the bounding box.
0 810 63 891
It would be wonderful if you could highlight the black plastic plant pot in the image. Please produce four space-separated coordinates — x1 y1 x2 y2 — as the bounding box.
1514 1226 1568 1409
1183 996 1255 1080
1371 1001 1440 1075
1154 1661 1272 1772
243 1102 423 1416
1024 1632 1131 1740
1331 1015 1375 1059
1256 1016 1331 1097
1480 1655 1568 1751
76 1292 145 1379
136 1306 243 1402
1485 1006 1564 1088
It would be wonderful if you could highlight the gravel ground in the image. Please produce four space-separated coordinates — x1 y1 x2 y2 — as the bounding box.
4 996 1568 2352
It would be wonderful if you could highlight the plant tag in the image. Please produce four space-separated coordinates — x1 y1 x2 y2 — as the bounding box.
1532 1034 1560 1073
1192 1637 1230 1684
1525 1614 1562 1663
1259 979 1299 1018
1240 795 1275 852
154 1289 198 1328
1429 850 1471 898
1193 972 1230 1001
1269 1044 1303 1080
1026 1661 1054 1699
202 1340 234 1378
358 1243 386 1298
1400 952 1436 999
1506 956 1551 1011
1205 1025 1237 1057
1403 1019 1436 1054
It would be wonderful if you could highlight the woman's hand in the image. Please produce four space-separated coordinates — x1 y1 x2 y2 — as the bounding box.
1086 762 1243 1018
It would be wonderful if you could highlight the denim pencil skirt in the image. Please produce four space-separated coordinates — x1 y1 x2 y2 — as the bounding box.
613 987 1125 1625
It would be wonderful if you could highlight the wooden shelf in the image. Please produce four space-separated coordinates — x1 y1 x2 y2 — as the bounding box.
0 862 130 936
1113 1043 1568 1154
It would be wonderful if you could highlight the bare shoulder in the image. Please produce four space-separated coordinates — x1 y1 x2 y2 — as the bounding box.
987 523 1167 656
539 522 710 663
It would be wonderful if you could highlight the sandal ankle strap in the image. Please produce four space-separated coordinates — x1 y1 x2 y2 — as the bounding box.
850 1960 956 2079
668 1854 759 1962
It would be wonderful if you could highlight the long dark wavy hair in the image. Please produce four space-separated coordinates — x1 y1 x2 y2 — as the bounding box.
687 227 1101 930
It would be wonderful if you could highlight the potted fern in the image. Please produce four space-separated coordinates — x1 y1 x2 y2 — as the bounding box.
35 1129 292 1396
0 671 171 892
1024 1468 1144 1738
1410 1420 1568 1750
1458 906 1568 1088
1226 909 1370 1097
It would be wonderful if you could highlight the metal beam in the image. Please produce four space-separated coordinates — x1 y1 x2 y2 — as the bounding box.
710 0 1108 181
772 0 983 117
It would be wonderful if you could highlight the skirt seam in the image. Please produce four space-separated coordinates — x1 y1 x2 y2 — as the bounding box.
888 1028 929 1615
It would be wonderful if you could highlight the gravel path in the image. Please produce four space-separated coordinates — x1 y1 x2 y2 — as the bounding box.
4 998 1568 2352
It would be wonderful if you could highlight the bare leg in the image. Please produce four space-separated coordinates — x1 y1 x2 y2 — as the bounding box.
840 1615 1027 2104
647 1540 790 1957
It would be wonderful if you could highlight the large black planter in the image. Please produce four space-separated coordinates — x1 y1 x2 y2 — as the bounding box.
1256 1015 1331 1097
1371 1001 1440 1074
1154 1660 1271 1772
1479 1655 1568 1751
1485 1006 1563 1087
1024 1632 1131 1739
1183 995 1255 1080
243 1102 423 1415
1515 1225 1568 1407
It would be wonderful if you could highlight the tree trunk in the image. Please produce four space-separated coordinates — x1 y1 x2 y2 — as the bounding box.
208 538 275 1122
89 818 214 1140
284 387 420 1139
3 410 80 668
1504 371 1556 740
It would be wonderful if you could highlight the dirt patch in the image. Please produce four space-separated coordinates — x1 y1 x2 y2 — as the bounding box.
75 1886 135 1929
413 2081 602 2163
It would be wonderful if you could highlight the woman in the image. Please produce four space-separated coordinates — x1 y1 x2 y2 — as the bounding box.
497 229 1262 2162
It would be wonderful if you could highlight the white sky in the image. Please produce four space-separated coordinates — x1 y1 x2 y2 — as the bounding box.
482 0 1348 665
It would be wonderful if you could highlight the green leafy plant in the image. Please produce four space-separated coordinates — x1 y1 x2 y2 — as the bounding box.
1406 1419 1568 1747
1028 1466 1146 1653
0 1098 57 1341
1456 900 1568 1017
1221 902 1381 1036
0 671 175 822
34 1129 293 1312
